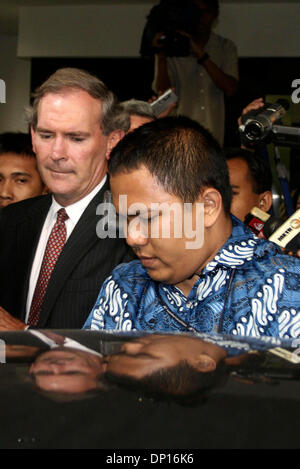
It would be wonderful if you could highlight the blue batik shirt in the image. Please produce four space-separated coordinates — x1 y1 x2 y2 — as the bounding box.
83 217 300 339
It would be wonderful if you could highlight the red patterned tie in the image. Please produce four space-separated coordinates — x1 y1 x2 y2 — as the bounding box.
27 208 69 326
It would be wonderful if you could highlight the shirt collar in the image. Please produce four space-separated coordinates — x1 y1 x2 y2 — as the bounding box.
204 215 280 272
50 176 107 225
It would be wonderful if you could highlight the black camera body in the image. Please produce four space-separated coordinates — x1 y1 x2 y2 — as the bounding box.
156 31 191 57
140 0 202 58
239 99 300 148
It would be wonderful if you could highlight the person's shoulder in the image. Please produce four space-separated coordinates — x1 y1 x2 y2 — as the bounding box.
210 32 237 50
252 236 300 276
0 194 51 225
1 194 50 216
269 250 300 272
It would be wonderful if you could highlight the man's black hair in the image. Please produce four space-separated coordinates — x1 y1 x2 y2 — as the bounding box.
0 132 35 157
224 147 273 194
105 359 228 407
109 115 232 214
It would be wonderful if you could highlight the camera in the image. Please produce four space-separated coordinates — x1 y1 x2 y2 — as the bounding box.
239 99 300 148
140 0 202 58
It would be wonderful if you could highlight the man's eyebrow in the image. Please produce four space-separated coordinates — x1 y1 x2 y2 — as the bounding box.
36 127 53 133
36 127 90 137
111 352 158 360
9 171 32 178
127 208 160 217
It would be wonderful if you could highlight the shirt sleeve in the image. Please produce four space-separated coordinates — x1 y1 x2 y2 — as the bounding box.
152 54 177 93
82 275 125 330
221 38 239 80
82 263 142 331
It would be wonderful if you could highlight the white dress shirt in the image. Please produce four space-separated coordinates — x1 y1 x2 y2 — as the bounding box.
153 32 239 145
25 176 107 322
29 330 103 357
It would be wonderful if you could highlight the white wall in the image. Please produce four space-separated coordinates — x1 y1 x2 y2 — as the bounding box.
216 3 300 57
18 4 150 58
17 3 300 58
0 34 31 133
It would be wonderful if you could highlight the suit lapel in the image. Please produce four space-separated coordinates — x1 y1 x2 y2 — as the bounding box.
37 183 109 327
17 195 52 319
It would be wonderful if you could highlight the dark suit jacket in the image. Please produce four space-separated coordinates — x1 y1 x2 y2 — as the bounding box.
0 180 134 329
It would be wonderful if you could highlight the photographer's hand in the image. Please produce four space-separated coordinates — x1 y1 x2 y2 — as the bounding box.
180 32 238 97
238 98 264 126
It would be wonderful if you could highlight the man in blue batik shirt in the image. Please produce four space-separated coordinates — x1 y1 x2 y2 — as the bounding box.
83 116 300 339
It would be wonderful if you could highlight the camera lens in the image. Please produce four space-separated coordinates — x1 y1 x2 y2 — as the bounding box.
245 121 263 141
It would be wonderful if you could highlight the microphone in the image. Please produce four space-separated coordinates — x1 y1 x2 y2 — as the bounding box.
244 207 271 236
244 207 300 253
263 209 300 252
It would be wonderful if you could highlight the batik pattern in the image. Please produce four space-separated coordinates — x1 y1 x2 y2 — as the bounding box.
83 217 300 339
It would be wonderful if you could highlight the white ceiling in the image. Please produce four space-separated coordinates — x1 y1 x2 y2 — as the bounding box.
0 0 299 35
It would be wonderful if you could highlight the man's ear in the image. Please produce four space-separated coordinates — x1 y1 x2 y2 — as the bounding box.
106 130 125 159
189 354 217 373
201 188 223 228
258 191 273 213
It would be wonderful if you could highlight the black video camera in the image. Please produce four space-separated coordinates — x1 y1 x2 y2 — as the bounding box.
239 99 300 149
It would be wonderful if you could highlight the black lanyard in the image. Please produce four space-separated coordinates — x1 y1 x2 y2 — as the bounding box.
155 268 236 334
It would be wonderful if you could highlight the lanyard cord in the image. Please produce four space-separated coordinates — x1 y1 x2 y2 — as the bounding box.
156 268 236 334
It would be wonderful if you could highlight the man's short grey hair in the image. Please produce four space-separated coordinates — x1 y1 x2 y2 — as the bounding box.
27 67 130 135
120 99 156 120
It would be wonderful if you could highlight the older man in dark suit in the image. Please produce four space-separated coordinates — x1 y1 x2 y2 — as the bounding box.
0 67 133 329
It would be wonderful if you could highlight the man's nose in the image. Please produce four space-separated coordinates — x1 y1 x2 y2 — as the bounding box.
121 341 144 355
126 222 149 247
46 362 66 374
50 136 67 160
0 179 13 200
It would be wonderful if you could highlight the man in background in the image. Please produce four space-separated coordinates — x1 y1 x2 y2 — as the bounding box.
0 132 47 209
152 0 238 145
224 147 273 222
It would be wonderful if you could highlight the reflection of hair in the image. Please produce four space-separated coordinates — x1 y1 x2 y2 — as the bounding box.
34 387 108 403
105 360 228 406
0 132 35 158
109 115 232 213
29 67 129 135
224 147 273 194
120 99 156 120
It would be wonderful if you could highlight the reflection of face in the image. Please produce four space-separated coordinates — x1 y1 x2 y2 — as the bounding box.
110 165 212 286
0 154 45 208
129 115 153 132
31 89 111 207
106 334 224 380
29 349 106 393
227 158 261 221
